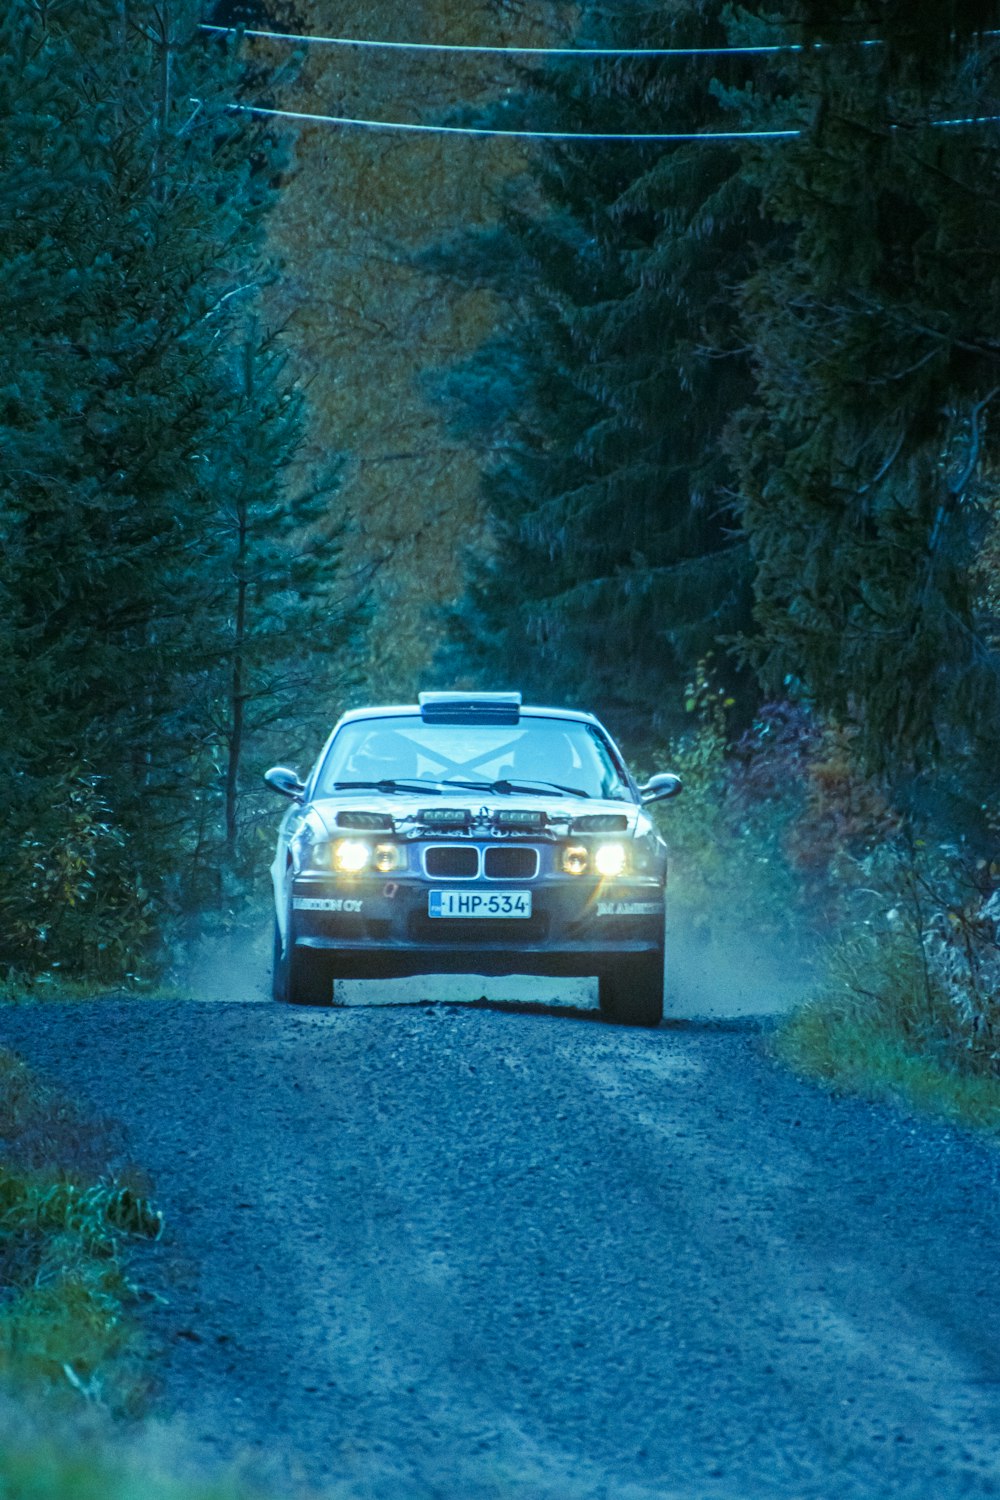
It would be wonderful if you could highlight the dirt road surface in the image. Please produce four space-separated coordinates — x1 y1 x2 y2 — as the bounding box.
2 988 1000 1499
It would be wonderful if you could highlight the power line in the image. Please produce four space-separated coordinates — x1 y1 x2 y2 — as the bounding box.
200 21 887 59
229 102 801 140
931 111 1000 127
228 102 1000 141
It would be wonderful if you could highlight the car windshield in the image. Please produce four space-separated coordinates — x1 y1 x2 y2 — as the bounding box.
315 715 632 802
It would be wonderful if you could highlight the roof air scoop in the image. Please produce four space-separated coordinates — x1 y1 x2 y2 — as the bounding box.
418 691 522 725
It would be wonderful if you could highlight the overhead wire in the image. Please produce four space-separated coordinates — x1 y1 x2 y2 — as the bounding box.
200 22 1000 58
227 102 1000 141
200 21 1000 142
228 103 801 140
199 22 884 57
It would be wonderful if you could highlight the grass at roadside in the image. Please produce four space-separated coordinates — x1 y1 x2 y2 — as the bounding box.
776 986 1000 1139
0 1047 285 1499
0 895 273 1007
0 975 163 1004
0 1048 162 1414
0 1434 269 1500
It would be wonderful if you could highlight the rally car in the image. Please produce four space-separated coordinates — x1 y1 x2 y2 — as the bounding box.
265 692 681 1026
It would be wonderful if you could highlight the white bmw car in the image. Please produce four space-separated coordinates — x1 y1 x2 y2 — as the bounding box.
265 692 681 1025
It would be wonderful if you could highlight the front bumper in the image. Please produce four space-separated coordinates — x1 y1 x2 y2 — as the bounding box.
288 873 665 978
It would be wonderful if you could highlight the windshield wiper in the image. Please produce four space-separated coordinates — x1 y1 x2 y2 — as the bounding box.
332 778 508 796
490 778 590 798
332 779 445 795
331 776 591 799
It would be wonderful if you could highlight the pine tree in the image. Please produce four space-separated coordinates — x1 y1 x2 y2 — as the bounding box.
429 0 768 740
200 327 357 861
0 0 354 974
730 2 1000 780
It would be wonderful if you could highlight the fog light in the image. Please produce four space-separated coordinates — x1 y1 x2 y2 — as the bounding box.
333 838 371 874
562 844 589 876
373 842 401 874
594 842 628 878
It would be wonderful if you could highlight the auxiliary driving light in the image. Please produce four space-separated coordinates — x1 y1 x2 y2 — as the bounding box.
562 844 589 876
493 808 546 830
419 807 474 828
333 838 371 874
593 842 628 879
336 810 393 832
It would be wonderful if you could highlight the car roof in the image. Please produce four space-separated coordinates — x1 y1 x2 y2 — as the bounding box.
334 704 607 730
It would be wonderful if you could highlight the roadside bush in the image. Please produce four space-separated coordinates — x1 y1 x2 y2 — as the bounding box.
776 722 900 924
0 1050 266 1499
0 1050 161 1414
643 667 805 948
646 667 1000 1121
779 834 1000 1121
0 1436 266 1500
0 773 153 984
645 665 896 959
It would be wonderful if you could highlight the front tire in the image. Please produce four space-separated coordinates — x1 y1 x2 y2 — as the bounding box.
272 918 287 1003
273 916 332 1006
599 952 664 1028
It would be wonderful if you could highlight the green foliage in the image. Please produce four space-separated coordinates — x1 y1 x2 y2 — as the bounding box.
642 668 807 948
729 2 1000 777
0 1254 144 1414
0 1177 162 1253
777 996 1000 1137
0 1050 161 1415
0 774 153 981
778 833 1000 1127
0 1439 267 1500
430 0 762 736
661 681 1000 1124
0 1045 268 1497
0 0 357 977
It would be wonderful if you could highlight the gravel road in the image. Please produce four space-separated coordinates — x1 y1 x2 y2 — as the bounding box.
2 992 1000 1500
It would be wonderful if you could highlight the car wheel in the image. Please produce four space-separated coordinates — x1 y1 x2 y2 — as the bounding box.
288 942 332 1006
598 952 664 1028
275 912 333 1006
272 917 288 1003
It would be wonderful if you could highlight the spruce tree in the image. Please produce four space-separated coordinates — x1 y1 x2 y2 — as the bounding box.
430 0 767 739
730 3 1000 781
0 0 353 974
199 326 356 861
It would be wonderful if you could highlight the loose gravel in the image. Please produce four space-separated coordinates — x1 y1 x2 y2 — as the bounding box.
2 994 1000 1499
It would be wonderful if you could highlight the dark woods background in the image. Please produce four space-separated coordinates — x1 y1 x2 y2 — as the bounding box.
2 0 999 990
0 0 357 976
436 0 1000 768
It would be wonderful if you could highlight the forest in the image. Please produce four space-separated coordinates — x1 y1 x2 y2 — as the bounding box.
1 0 999 1096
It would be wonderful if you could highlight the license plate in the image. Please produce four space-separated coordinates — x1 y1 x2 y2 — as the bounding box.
428 890 532 919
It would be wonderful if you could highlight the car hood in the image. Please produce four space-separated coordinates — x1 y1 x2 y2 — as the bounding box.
306 792 647 839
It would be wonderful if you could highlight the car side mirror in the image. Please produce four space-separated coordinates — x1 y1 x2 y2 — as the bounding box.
264 766 306 801
639 772 683 805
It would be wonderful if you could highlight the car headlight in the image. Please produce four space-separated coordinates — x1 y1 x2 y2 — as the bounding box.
593 842 628 879
561 842 631 877
332 838 372 874
303 838 402 874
